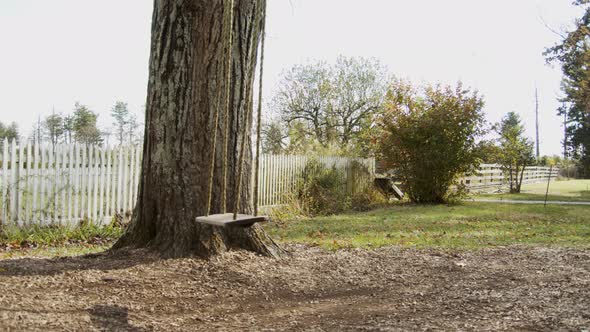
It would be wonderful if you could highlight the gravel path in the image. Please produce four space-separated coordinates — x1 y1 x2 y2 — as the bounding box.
0 245 589 331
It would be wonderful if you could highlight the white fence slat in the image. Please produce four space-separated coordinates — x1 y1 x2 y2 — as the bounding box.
81 145 87 220
73 144 80 223
111 147 118 216
275 155 280 205
125 147 131 212
67 144 74 225
56 145 62 224
17 142 25 225
32 142 39 224
116 147 123 214
105 148 112 217
87 145 94 221
54 145 60 225
127 146 134 211
122 146 128 213
92 146 99 223
1 139 8 224
264 154 269 206
98 148 105 223
39 144 46 225
24 141 32 225
9 140 17 223
48 144 55 225
60 145 67 225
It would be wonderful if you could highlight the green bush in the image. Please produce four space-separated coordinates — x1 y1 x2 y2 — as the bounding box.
277 159 387 218
377 80 486 204
297 160 349 216
351 186 388 211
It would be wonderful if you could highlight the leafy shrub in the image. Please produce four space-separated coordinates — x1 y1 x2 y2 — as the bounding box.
278 159 387 218
351 186 388 211
377 80 486 203
297 160 349 215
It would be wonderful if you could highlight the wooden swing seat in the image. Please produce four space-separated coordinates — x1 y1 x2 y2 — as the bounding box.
195 213 268 227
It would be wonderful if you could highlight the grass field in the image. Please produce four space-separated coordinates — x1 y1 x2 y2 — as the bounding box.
0 222 122 258
2 194 589 258
476 179 590 202
265 202 590 250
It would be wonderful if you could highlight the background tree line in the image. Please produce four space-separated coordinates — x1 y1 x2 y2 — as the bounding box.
545 0 590 178
1 101 142 147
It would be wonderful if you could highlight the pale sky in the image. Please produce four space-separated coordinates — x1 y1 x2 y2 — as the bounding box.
0 0 584 155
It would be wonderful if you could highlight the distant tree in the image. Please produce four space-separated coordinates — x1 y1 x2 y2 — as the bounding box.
330 56 388 149
63 114 75 144
31 116 43 143
261 121 287 154
43 112 64 147
0 121 19 142
273 56 388 156
110 101 142 145
537 155 562 167
496 112 535 193
101 128 113 147
475 139 503 164
72 102 102 145
378 80 486 203
127 112 140 145
545 0 590 177
110 101 130 146
274 61 333 146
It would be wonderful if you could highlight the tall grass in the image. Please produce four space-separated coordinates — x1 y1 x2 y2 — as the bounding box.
0 221 123 248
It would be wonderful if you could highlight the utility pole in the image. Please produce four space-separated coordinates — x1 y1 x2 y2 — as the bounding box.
535 88 540 158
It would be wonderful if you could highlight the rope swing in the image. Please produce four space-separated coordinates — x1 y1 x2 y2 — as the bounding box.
197 0 268 227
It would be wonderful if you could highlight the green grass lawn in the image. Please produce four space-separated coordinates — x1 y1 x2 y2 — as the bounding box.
0 222 122 259
2 199 589 258
476 179 590 202
0 244 112 259
265 202 590 250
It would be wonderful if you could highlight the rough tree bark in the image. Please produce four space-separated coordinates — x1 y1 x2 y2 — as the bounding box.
113 0 285 258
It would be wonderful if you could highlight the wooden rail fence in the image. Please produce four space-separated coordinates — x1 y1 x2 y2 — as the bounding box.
459 164 560 190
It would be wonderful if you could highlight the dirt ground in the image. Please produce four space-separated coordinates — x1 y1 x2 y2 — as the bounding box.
0 245 588 331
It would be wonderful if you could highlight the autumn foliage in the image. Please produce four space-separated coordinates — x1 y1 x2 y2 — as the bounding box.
377 81 486 203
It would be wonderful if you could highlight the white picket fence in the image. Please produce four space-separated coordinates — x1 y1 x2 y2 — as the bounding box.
459 164 560 190
3 137 555 228
0 139 141 227
0 139 375 227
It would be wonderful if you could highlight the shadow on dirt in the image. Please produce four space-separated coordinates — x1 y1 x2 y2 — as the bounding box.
88 304 145 332
0 248 160 277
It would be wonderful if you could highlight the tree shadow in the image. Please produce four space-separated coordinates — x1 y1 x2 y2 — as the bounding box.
88 304 146 332
0 248 161 277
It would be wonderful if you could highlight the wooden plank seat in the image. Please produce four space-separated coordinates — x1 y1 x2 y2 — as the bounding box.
195 213 268 227
391 183 404 200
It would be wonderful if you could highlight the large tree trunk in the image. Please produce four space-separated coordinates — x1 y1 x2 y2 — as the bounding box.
113 0 284 258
